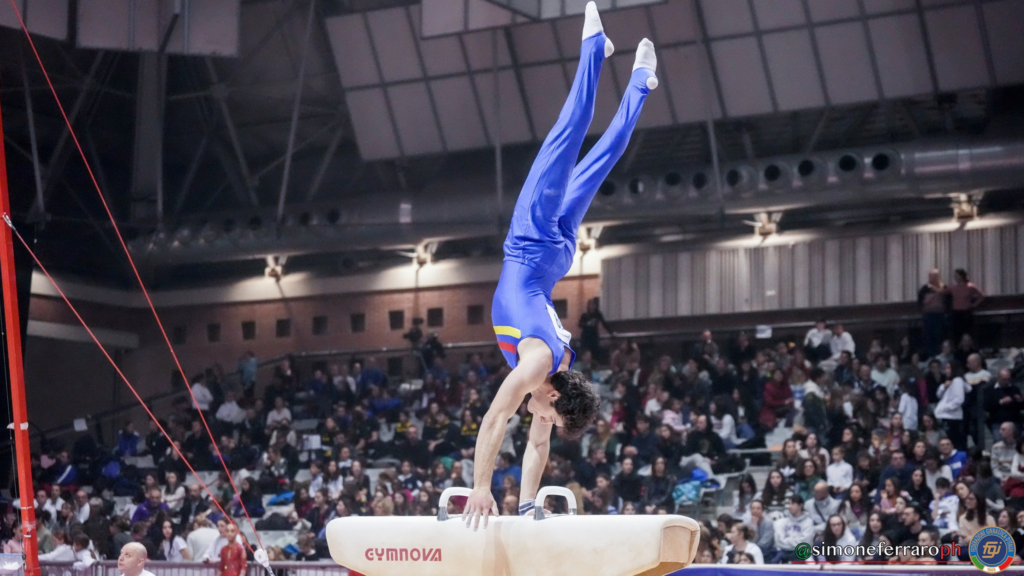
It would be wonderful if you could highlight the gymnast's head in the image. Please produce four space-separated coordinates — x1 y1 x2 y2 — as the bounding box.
528 370 599 436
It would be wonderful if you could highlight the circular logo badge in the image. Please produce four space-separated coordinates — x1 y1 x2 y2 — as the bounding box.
969 526 1015 573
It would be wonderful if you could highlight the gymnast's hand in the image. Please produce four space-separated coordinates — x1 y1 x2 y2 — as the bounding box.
464 488 497 531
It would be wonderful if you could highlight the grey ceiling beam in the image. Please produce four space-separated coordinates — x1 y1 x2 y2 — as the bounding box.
255 119 342 181
172 134 209 218
38 52 106 204
205 57 259 206
19 45 45 221
804 108 830 153
362 11 405 158
747 0 778 113
226 0 303 86
800 0 831 107
304 125 346 204
277 0 318 225
158 0 183 55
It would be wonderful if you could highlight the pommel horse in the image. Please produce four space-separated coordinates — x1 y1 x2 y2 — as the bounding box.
326 486 701 576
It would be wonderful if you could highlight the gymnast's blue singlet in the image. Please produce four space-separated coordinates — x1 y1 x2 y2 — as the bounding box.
491 31 655 375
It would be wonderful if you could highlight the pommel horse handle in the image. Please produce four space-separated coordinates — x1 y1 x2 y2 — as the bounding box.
534 486 577 520
436 487 499 521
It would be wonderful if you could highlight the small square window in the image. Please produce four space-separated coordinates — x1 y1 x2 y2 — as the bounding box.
427 307 444 328
386 357 404 377
467 304 484 325
276 319 292 338
350 313 366 333
241 321 256 341
207 323 221 343
172 325 187 345
389 310 405 331
553 299 568 319
312 315 328 336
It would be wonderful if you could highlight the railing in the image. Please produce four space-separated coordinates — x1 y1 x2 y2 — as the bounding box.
27 560 350 576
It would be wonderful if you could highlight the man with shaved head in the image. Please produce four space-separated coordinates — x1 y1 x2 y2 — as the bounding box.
117 542 153 576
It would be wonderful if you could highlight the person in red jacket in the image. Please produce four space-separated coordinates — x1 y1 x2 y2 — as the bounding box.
219 523 246 576
759 369 795 429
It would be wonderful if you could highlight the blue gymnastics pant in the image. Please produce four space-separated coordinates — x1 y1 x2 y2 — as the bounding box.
493 31 655 373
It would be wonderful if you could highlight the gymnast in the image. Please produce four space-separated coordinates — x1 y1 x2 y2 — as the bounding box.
463 1 658 529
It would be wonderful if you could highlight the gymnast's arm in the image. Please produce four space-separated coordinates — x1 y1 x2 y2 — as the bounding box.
466 339 552 528
520 416 553 505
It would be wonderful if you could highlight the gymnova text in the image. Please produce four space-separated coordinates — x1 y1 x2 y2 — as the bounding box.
363 547 443 562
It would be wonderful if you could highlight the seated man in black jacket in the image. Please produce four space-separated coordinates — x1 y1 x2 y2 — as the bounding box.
984 368 1024 439
682 414 726 473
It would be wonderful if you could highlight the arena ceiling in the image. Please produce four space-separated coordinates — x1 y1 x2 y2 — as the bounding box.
0 0 1023 287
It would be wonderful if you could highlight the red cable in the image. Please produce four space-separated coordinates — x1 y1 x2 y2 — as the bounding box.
6 0 266 548
2 219 257 555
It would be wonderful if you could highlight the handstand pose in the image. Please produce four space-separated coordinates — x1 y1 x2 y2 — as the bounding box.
464 1 658 528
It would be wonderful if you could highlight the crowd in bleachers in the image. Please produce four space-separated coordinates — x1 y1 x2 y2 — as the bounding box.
3 282 1024 566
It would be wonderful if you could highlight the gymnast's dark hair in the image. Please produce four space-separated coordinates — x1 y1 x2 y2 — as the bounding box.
550 370 600 437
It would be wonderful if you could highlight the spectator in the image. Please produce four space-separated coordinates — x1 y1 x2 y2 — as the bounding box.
578 298 614 362
877 450 912 496
117 422 141 457
682 414 726 471
803 319 832 364
612 457 643 504
156 520 189 561
720 523 763 564
935 363 969 451
71 533 97 571
871 356 900 396
829 324 855 361
819 515 857 562
992 422 1019 482
178 484 208 529
772 496 815 563
746 500 775 554
896 381 919 431
758 470 791 512
265 397 292 430
51 451 77 486
985 369 1024 440
918 269 949 358
759 370 794 429
957 491 994 546
215 391 245 427
189 375 214 413
1004 438 1024 501
40 529 75 561
41 486 64 522
949 269 984 344
71 489 90 524
826 446 853 495
131 488 169 525
807 481 840 532
641 457 676 514
938 437 967 480
859 512 885 549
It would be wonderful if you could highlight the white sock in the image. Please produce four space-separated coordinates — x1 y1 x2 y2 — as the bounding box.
582 1 614 58
633 38 658 90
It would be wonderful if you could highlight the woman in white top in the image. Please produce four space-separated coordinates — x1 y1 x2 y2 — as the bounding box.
719 523 763 564
934 362 969 450
819 515 858 562
799 432 830 466
39 530 76 561
158 520 190 562
709 398 738 448
896 381 919 431
163 472 186 512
